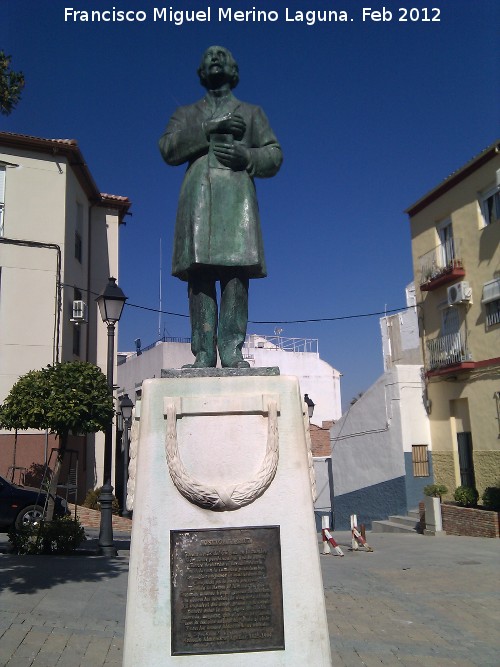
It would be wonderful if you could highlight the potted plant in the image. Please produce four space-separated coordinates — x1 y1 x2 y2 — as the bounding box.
454 486 479 507
482 487 500 511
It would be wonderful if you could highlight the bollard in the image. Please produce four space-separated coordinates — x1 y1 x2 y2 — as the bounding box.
322 515 331 555
98 482 117 556
350 514 359 550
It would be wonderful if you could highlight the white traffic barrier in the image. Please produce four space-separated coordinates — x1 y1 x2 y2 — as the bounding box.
350 514 374 552
321 515 331 554
322 528 344 557
350 514 359 550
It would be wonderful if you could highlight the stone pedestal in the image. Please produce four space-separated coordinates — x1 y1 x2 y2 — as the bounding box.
124 372 332 666
424 496 446 536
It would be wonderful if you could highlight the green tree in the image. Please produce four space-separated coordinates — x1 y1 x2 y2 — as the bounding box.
0 51 25 115
0 362 113 519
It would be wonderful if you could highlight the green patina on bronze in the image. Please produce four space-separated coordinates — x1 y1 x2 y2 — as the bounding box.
159 46 282 368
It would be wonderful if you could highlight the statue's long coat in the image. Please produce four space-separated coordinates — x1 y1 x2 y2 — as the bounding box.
159 92 282 281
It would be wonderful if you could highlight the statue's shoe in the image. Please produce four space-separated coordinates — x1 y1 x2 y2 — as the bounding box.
222 359 250 369
182 353 216 368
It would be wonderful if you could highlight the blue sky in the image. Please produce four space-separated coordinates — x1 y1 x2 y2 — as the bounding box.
2 0 499 409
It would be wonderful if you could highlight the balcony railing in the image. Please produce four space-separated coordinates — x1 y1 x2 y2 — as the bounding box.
486 308 500 327
245 334 319 354
419 237 465 289
426 330 472 371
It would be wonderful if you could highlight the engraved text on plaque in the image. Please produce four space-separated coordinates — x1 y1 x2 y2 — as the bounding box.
171 526 284 655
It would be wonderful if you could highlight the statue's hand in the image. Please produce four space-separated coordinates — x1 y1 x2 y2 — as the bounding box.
206 113 246 140
213 143 250 171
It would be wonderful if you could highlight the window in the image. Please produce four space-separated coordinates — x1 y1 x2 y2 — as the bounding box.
75 203 83 262
75 232 82 262
457 432 475 487
72 287 82 356
412 445 429 477
0 166 5 236
486 300 500 327
482 278 500 327
480 184 500 226
441 305 460 337
438 219 455 266
72 324 81 356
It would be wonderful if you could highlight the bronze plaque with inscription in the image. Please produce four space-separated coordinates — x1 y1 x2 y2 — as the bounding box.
171 526 285 655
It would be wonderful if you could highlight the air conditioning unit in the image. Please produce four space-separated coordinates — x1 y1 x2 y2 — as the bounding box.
71 300 87 322
447 281 472 306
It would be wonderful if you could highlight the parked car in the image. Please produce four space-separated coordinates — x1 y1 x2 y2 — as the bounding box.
0 474 69 530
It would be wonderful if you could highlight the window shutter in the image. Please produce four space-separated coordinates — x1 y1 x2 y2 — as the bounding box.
482 278 500 304
412 445 429 477
0 167 5 204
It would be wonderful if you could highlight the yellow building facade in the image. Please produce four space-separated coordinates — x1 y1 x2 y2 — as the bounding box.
407 141 500 500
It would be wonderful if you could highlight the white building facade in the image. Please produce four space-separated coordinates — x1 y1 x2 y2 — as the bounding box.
118 334 342 426
329 287 432 529
0 132 130 497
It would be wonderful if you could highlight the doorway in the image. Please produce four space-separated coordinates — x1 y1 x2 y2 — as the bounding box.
457 431 475 488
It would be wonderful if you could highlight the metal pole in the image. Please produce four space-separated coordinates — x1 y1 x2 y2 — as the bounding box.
98 322 117 556
103 322 114 482
121 418 131 518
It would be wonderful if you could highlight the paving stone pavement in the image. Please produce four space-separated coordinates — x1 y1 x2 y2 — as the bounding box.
322 531 499 667
0 531 130 667
0 529 499 666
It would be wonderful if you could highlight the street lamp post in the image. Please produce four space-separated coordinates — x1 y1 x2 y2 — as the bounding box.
96 277 127 557
304 394 315 419
119 393 134 519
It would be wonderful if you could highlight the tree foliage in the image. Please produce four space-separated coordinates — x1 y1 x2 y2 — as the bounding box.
0 51 25 116
0 361 113 440
0 361 113 521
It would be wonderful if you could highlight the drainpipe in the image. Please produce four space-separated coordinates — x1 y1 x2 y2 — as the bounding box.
83 203 95 493
85 203 94 362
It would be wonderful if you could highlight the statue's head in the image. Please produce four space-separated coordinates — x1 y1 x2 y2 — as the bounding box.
198 46 239 90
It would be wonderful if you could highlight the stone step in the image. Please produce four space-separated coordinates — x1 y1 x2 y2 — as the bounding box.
387 514 421 529
372 519 420 534
407 508 421 520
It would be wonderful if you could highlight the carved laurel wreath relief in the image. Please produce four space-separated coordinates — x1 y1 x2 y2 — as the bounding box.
163 396 280 511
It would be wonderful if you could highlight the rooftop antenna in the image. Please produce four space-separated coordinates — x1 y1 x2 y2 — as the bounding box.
158 237 163 340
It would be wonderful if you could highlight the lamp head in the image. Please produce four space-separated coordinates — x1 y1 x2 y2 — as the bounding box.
119 393 134 421
96 277 127 324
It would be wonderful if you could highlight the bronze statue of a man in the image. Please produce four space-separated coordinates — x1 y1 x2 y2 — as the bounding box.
159 46 282 368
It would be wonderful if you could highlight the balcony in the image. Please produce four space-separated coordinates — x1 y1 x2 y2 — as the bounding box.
419 237 465 291
426 330 474 376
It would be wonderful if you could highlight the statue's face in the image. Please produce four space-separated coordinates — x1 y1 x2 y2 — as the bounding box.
199 46 236 89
